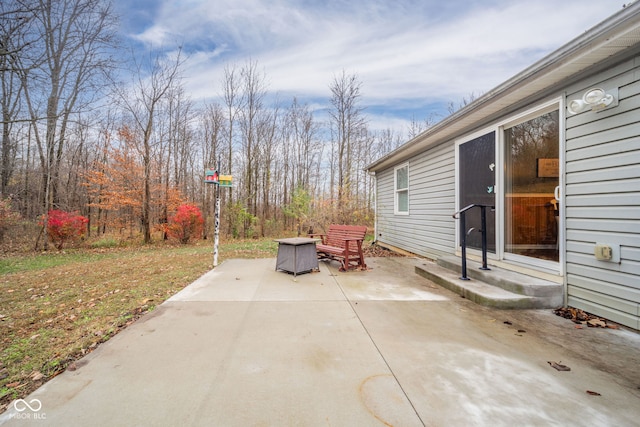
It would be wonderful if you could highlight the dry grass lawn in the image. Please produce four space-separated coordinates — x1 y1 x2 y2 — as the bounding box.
0 239 278 412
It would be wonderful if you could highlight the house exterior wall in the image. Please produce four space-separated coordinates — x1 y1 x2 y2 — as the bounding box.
564 53 640 330
376 142 456 258
374 53 640 330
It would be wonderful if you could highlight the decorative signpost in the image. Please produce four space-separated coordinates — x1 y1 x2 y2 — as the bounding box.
204 165 232 267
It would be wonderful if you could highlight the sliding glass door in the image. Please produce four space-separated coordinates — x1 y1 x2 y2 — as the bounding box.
457 105 561 269
504 110 560 262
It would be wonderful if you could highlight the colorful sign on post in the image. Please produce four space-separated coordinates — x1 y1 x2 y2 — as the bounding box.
205 169 219 184
218 175 233 187
204 170 232 187
204 167 231 268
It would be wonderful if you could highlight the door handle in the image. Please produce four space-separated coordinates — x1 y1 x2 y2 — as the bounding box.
554 186 560 201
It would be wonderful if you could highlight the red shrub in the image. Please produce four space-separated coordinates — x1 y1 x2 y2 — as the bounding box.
43 210 89 249
167 204 204 244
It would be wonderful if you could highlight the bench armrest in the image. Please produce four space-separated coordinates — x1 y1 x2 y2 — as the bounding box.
308 233 326 244
332 238 362 244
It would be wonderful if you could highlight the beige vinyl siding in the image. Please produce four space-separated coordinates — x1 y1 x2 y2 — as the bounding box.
375 142 456 258
564 54 640 330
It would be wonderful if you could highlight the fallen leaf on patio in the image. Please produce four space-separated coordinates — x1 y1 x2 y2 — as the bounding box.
586 390 601 396
587 319 607 328
554 307 612 328
504 321 512 325
548 361 571 371
517 329 526 333
575 324 583 329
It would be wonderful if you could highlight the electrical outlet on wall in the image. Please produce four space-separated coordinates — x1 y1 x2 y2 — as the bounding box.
594 243 621 263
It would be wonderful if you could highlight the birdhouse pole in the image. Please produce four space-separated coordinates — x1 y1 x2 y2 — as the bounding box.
204 162 232 268
213 179 221 267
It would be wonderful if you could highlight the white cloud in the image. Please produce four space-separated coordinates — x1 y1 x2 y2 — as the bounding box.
116 0 624 133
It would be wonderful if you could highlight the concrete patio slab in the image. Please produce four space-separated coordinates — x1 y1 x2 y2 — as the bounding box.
1 256 639 426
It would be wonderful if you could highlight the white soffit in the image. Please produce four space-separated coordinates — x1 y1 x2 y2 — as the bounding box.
367 4 640 172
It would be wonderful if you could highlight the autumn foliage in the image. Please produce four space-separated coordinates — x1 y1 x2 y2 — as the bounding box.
43 210 89 249
82 126 188 240
166 204 204 244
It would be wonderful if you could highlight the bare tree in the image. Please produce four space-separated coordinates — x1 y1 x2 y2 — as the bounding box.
0 1 36 197
200 102 225 238
289 98 320 191
221 64 240 205
116 48 185 243
407 113 438 139
328 70 366 216
151 84 194 238
10 0 117 249
237 60 268 220
447 92 480 115
85 111 118 236
201 103 225 171
375 128 402 156
34 0 116 206
280 97 321 229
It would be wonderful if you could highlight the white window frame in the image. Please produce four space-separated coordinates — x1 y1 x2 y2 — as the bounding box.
499 99 563 273
394 163 409 215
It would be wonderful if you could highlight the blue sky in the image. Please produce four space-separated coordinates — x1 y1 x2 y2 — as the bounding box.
113 0 624 135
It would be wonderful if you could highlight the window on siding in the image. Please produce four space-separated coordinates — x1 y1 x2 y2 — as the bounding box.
395 164 409 215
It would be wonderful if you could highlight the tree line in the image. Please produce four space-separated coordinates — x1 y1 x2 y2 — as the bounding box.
1 0 416 248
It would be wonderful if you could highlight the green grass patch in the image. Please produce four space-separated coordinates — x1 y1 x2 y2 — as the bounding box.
221 238 278 257
0 251 114 275
88 237 121 249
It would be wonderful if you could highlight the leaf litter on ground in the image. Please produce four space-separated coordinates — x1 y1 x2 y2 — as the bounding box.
553 307 619 329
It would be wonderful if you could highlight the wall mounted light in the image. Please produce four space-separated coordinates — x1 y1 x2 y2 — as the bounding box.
567 98 587 114
567 87 618 115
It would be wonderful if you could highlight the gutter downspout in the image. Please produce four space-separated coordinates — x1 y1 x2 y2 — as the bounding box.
371 171 377 243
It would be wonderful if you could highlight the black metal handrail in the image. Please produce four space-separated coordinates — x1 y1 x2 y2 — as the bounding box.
452 204 494 280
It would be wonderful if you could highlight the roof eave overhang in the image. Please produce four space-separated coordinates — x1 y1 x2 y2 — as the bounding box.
367 3 640 173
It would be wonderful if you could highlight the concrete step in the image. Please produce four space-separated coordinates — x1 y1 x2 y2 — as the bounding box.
414 257 563 309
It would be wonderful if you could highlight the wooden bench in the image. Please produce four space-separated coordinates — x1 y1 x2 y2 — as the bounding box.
309 225 367 272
